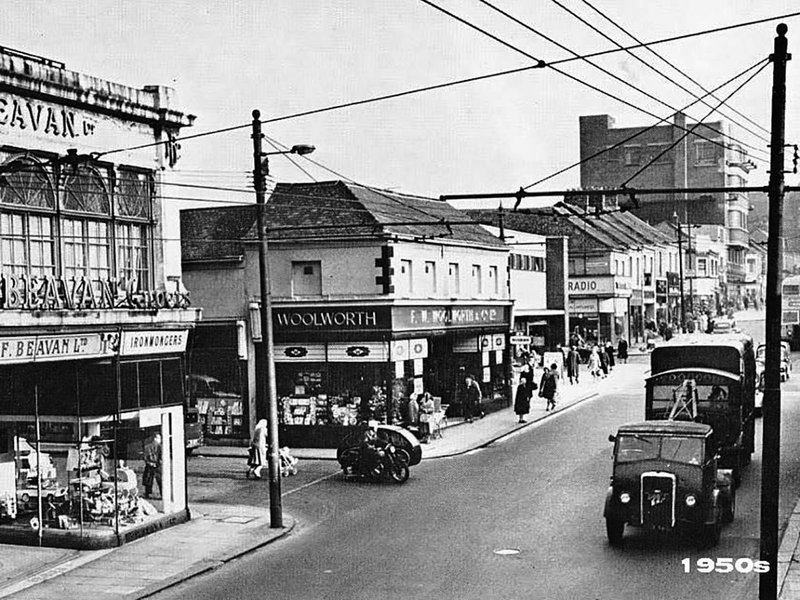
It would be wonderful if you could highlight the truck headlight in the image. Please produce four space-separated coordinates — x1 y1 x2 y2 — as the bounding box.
619 492 631 504
685 494 697 507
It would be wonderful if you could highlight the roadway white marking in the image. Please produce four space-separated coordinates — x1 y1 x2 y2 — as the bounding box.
282 470 340 497
493 548 521 555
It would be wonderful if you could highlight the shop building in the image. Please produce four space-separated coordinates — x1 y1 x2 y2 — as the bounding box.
0 47 199 548
480 225 568 354
181 181 512 447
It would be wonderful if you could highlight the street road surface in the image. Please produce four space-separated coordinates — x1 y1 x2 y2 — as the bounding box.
160 315 800 599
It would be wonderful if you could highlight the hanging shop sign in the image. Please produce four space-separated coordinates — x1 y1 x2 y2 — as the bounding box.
390 338 429 361
0 274 191 311
392 304 510 332
509 335 532 345
120 330 189 356
0 332 117 364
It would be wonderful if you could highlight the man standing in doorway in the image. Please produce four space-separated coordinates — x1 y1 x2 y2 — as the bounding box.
143 432 162 499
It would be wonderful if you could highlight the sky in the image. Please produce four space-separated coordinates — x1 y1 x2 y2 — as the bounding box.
3 0 800 209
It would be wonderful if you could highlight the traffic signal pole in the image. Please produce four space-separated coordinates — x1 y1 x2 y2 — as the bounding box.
760 24 789 600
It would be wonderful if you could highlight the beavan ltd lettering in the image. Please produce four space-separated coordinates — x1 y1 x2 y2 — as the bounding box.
0 274 191 311
0 96 96 139
275 310 378 329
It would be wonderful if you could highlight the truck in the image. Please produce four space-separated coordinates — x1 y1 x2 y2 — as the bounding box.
604 419 735 547
645 334 756 485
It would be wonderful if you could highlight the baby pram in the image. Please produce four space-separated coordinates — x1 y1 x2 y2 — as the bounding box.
247 447 298 479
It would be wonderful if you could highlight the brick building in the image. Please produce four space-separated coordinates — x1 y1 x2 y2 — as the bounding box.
579 112 753 308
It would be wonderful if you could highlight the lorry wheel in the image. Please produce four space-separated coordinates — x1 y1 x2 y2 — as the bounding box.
606 518 625 546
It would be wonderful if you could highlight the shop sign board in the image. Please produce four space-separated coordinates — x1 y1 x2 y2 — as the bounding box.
327 341 389 362
274 343 326 363
120 330 189 356
391 338 429 361
393 304 510 331
568 297 599 313
0 332 117 364
568 276 614 295
272 305 391 334
509 335 532 345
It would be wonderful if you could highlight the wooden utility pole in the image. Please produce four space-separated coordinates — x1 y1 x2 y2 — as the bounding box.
760 23 789 600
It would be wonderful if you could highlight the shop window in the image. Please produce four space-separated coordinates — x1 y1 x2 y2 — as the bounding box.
448 263 460 295
116 222 149 287
291 261 322 296
139 361 162 408
120 363 139 411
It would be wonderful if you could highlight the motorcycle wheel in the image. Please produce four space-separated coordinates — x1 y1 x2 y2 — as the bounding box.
389 461 410 484
395 448 410 466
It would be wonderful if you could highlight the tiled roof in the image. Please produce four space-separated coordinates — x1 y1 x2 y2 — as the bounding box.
181 180 504 262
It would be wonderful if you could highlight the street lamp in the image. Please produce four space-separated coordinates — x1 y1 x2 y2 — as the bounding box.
250 109 315 528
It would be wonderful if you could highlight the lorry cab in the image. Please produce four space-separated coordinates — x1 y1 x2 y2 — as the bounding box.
604 421 734 547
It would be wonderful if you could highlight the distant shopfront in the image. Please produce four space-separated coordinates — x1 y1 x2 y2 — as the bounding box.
568 275 630 345
252 301 512 447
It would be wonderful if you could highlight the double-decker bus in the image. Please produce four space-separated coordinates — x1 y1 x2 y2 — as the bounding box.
782 274 800 349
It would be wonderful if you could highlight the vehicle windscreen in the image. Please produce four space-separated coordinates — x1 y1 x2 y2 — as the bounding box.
616 435 703 465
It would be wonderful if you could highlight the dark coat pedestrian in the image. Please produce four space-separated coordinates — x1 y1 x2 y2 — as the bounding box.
514 381 531 422
605 341 615 370
566 347 580 384
617 338 628 363
539 364 559 411
463 374 482 423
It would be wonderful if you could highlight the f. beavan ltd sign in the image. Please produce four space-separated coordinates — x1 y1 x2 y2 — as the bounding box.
0 95 97 139
0 333 117 364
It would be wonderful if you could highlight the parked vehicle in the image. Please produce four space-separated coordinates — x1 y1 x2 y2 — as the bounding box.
604 420 735 547
756 342 791 383
337 424 421 484
646 334 756 485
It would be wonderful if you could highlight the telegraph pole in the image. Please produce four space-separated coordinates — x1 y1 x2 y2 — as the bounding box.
676 213 686 332
760 24 789 600
251 109 283 528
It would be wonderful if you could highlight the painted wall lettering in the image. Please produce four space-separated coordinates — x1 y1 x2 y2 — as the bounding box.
0 96 96 139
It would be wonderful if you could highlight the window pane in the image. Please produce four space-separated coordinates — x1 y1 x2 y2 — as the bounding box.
61 166 110 214
0 158 56 208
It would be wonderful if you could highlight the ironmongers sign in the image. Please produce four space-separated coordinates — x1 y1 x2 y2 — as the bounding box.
0 274 191 311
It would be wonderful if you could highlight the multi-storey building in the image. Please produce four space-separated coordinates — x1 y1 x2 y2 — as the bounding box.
181 181 513 447
0 47 199 547
579 112 754 308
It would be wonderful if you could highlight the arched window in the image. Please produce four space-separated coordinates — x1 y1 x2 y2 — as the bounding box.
60 166 112 287
0 157 56 209
0 157 56 277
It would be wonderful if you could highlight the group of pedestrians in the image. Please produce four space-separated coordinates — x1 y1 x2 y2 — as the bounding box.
514 353 560 423
513 336 630 423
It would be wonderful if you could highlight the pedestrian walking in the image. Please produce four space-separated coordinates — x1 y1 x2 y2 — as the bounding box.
617 338 629 364
463 373 482 423
143 432 162 498
418 392 435 442
588 345 602 382
605 340 615 371
539 363 559 411
566 345 580 385
598 343 609 377
247 419 268 479
514 359 536 423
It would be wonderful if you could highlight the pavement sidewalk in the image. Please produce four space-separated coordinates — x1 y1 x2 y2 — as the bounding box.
0 360 646 600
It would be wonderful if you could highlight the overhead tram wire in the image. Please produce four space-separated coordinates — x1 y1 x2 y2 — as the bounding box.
579 0 772 138
620 59 770 187
477 0 769 158
549 0 771 146
90 10 800 163
418 0 769 165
